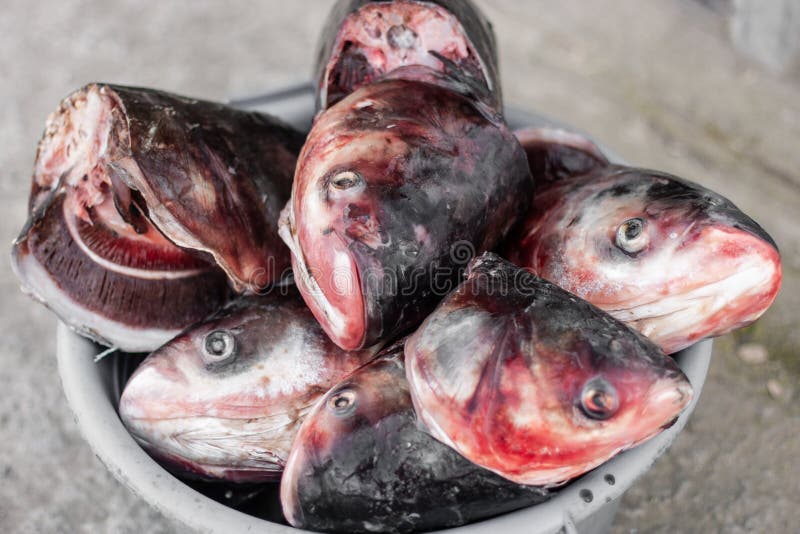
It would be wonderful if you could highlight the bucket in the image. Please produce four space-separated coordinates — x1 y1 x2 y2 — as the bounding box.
56 85 712 534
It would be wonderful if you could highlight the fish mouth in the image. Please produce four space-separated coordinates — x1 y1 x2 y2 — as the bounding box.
607 226 781 354
280 431 308 528
278 202 367 350
646 378 693 410
628 377 693 444
712 204 778 251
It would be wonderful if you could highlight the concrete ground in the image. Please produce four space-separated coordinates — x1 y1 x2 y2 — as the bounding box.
1 1 798 532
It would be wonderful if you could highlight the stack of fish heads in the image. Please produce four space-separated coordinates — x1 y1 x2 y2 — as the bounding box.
281 342 549 534
12 0 786 531
280 67 532 352
507 127 782 354
11 84 304 352
406 253 694 486
119 290 377 483
314 0 500 110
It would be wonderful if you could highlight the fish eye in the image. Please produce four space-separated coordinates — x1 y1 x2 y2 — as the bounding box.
327 388 357 417
202 329 236 363
615 217 648 255
579 377 619 420
329 170 363 191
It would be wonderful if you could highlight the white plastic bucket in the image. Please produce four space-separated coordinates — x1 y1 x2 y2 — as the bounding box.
55 85 712 534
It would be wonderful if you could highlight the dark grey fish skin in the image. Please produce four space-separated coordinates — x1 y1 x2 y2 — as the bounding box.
280 343 549 533
93 84 305 290
314 0 500 110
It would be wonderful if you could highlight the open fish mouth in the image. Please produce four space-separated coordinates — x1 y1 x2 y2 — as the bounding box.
11 83 307 352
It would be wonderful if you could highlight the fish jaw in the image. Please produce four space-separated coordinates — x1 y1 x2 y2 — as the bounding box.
10 232 191 352
119 341 318 482
121 415 293 483
405 253 693 487
278 201 367 351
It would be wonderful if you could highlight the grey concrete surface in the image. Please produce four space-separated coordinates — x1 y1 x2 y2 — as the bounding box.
731 0 800 75
1 1 798 533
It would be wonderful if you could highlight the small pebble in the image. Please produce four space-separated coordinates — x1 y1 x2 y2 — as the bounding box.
766 379 784 400
737 343 768 364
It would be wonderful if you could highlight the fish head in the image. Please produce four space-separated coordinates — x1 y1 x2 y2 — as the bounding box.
119 295 368 482
315 0 499 108
511 128 782 353
406 253 693 486
280 347 408 526
282 340 551 531
280 76 525 350
288 347 406 459
279 104 413 351
10 84 231 352
529 168 782 353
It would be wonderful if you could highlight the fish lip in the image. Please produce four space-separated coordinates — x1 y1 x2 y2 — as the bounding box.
280 431 306 527
743 222 777 251
656 172 778 251
120 413 296 469
630 378 693 437
646 379 693 410
713 209 778 252
278 201 367 349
